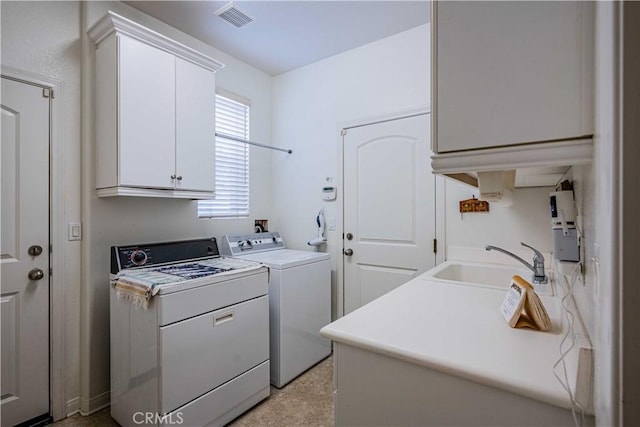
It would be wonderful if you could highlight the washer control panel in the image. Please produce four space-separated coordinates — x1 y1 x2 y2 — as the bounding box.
220 232 284 256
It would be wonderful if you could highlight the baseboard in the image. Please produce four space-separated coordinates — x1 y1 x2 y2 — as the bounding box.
66 397 80 417
80 391 110 416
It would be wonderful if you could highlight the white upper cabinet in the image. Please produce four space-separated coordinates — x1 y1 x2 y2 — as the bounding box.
89 11 224 198
431 1 594 184
175 58 216 193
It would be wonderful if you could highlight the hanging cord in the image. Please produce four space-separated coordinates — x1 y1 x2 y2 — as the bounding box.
553 262 587 427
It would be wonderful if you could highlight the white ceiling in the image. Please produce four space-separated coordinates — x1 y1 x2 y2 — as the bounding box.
124 1 430 76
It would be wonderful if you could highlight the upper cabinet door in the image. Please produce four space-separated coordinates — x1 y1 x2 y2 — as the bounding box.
433 1 593 153
118 35 176 188
175 58 216 192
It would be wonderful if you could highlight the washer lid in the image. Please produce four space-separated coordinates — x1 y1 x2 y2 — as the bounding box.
238 249 330 269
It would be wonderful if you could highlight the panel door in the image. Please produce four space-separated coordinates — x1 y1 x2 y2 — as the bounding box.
343 114 435 314
1 77 50 426
118 35 176 189
175 58 216 192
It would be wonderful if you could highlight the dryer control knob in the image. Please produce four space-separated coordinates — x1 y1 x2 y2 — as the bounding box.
131 250 147 266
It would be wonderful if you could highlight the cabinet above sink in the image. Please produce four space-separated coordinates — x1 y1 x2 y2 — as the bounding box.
431 1 594 187
431 139 591 188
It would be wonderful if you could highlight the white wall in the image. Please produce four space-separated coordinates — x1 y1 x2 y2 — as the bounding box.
1 0 83 416
444 181 554 262
271 24 430 317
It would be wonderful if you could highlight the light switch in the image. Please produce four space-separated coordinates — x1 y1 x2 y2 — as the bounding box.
68 222 82 241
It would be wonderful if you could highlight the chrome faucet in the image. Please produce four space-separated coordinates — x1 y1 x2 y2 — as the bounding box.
485 242 548 285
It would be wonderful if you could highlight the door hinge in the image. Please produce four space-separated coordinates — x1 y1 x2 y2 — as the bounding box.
49 244 53 253
42 88 54 99
433 238 438 254
341 128 347 136
49 268 53 277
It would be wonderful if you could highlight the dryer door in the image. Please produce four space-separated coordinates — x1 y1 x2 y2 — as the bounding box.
159 295 269 413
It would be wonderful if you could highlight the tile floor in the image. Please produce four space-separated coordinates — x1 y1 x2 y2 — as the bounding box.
51 357 333 427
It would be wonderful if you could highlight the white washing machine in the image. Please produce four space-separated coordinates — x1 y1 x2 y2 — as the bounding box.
221 232 332 388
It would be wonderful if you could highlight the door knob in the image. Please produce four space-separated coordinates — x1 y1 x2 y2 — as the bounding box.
344 248 353 256
346 233 353 241
28 245 43 256
28 268 45 281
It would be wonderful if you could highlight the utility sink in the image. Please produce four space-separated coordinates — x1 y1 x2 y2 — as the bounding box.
422 260 553 295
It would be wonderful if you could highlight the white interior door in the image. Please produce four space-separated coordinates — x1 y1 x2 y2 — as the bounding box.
343 114 435 314
1 77 51 425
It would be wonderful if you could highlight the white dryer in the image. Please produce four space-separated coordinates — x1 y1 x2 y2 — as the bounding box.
221 232 331 388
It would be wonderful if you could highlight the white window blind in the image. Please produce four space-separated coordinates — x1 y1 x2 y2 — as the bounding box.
198 94 250 218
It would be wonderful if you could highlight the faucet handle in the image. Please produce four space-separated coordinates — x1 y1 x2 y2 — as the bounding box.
520 242 544 263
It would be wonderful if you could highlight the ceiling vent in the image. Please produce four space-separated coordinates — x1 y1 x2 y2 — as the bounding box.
215 2 254 28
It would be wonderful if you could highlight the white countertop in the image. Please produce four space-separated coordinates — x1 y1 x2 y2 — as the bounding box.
320 273 575 410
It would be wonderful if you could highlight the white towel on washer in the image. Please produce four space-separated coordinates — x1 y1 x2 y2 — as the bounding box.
112 257 267 308
112 270 180 308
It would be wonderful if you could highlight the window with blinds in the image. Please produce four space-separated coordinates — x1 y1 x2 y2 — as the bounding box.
198 94 250 218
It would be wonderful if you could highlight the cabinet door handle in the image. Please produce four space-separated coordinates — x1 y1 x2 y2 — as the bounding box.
171 174 177 180
176 176 183 181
